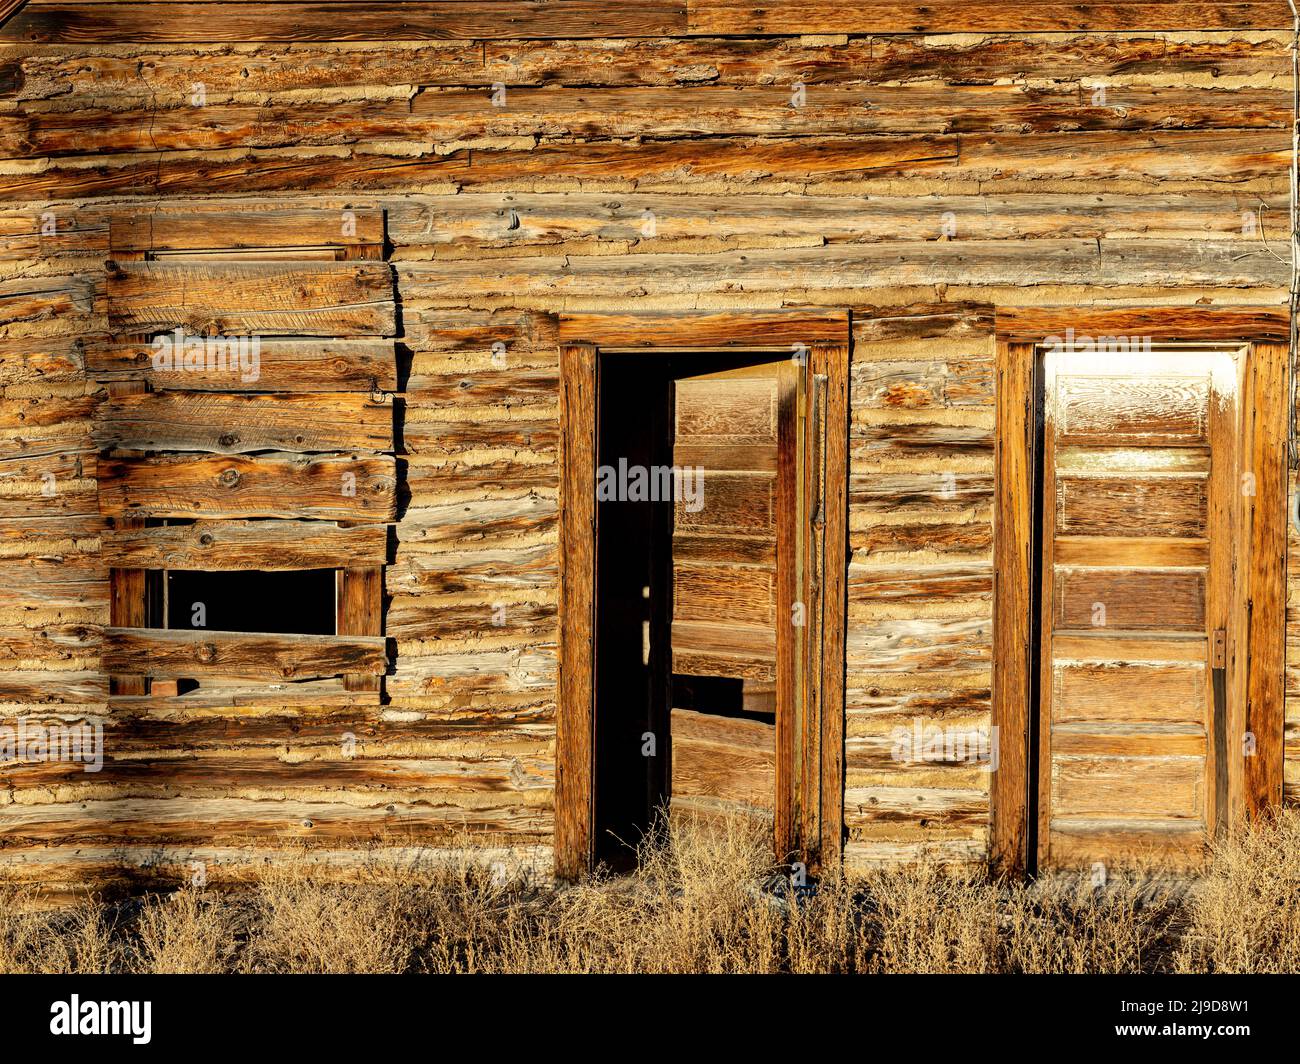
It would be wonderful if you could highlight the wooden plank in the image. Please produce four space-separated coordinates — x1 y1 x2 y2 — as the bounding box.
15 84 1288 159
1054 662 1206 725
1053 757 1205 820
670 707 775 812
686 0 1291 34
816 341 849 867
558 310 849 349
337 565 383 694
1053 633 1207 662
85 339 398 393
102 626 386 681
997 306 1289 345
1054 568 1206 632
674 563 774 626
774 359 797 862
674 473 774 535
1053 537 1208 568
93 391 393 454
1046 822 1208 869
991 339 1032 876
108 209 385 255
1056 477 1207 538
105 261 395 337
2 2 689 42
97 452 397 521
555 342 596 881
1244 342 1288 817
1057 375 1210 444
102 519 387 571
106 377 148 698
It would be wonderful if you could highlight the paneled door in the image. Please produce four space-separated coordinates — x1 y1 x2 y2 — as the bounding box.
1037 348 1241 869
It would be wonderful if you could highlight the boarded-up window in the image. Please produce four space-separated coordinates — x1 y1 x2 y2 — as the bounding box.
93 208 397 700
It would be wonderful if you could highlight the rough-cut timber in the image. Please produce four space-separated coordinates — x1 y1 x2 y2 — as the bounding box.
0 4 1296 895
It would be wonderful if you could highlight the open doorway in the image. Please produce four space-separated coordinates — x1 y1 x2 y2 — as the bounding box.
556 312 850 880
592 353 796 867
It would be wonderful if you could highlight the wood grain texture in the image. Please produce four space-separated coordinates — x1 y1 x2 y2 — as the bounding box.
85 339 398 393
991 340 1033 877
93 391 393 454
103 627 387 681
101 519 387 571
1243 342 1288 817
105 261 395 336
555 342 596 880
97 452 398 521
1 3 689 43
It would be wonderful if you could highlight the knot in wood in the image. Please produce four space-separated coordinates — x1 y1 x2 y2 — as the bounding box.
196 642 217 663
198 532 215 547
218 468 240 488
218 432 239 448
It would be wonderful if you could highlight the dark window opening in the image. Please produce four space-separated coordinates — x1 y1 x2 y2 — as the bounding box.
165 569 336 635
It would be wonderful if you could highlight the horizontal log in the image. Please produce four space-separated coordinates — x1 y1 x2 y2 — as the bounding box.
93 391 393 454
108 208 385 253
2 33 1288 97
847 618 992 673
0 669 106 705
3 129 1282 202
85 338 397 392
102 626 387 681
405 239 1289 300
687 1 1291 34
0 797 550 848
105 260 396 336
0 149 471 201
388 191 1287 251
462 130 1289 188
101 519 387 570
387 543 556 595
9 84 1287 159
2 3 689 43
97 452 398 520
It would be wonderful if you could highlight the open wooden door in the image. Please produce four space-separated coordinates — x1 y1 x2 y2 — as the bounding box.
668 359 799 854
556 312 849 880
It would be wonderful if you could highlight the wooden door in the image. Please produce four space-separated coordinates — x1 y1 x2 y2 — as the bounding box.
1038 348 1240 869
668 359 800 851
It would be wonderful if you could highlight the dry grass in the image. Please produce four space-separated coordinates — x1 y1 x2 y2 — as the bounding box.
2 811 1298 974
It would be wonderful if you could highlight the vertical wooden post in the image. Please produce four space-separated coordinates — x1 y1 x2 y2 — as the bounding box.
815 342 849 869
337 564 383 693
1242 341 1288 817
556 342 597 880
991 340 1035 878
774 359 800 862
107 380 149 697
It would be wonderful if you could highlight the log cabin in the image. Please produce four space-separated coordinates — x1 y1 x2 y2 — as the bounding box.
0 0 1297 898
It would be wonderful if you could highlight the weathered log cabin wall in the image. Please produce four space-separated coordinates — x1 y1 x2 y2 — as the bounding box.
0 3 1296 892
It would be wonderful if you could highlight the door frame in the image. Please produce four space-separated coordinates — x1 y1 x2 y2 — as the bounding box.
991 307 1289 876
555 310 850 879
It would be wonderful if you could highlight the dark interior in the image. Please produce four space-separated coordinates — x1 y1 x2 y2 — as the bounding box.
165 569 336 635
